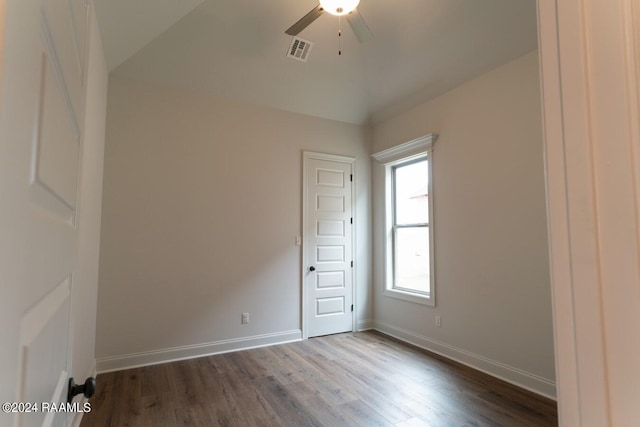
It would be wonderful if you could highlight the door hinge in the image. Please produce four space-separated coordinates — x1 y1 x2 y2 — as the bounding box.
350 174 353 182
351 304 354 312
350 260 354 268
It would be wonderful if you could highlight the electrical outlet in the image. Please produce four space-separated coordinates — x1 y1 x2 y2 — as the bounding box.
435 315 442 327
241 312 249 324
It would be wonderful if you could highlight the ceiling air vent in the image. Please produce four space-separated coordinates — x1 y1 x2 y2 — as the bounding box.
287 37 313 62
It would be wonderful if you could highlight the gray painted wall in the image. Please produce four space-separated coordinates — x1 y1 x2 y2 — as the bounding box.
96 77 372 363
371 51 555 396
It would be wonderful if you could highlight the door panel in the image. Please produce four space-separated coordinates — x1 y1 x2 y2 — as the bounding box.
0 0 87 425
316 194 345 212
317 220 344 236
316 297 345 316
316 245 345 262
33 52 81 216
42 0 86 120
316 168 345 187
19 278 70 427
316 271 344 289
304 155 354 337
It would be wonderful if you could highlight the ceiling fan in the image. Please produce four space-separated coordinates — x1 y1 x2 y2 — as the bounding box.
285 0 373 43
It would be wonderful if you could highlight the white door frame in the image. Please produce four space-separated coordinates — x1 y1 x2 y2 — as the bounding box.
538 0 640 424
302 151 357 339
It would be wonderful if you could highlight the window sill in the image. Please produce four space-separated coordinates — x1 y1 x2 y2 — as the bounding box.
383 288 434 306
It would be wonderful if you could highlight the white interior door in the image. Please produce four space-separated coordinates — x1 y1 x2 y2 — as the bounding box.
0 0 88 426
303 153 354 338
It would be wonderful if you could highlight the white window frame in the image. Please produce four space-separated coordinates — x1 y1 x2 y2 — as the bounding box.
373 134 437 306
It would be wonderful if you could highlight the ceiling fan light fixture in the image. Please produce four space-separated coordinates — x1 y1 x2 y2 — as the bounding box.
319 0 360 16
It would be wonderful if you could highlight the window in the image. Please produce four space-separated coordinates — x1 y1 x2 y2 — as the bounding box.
392 159 430 294
372 134 437 306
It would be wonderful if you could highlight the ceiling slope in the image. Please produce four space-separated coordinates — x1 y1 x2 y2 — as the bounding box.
94 0 204 70
97 0 538 124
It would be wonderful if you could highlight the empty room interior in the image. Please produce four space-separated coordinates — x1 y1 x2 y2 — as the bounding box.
91 0 556 424
3 0 639 426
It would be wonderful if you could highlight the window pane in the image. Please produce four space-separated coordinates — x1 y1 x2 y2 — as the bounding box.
394 226 429 293
394 160 428 225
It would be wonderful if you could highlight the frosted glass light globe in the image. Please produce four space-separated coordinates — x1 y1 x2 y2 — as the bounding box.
319 0 360 16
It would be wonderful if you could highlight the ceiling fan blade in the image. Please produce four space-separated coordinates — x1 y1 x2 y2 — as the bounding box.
346 8 373 43
285 4 324 36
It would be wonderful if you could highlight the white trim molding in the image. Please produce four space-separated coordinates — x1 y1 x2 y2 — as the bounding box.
95 330 302 373
357 318 374 331
538 0 640 424
372 133 438 166
373 321 557 399
373 134 438 307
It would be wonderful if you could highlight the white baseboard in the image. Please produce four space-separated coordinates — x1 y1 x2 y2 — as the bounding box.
96 329 302 373
357 318 374 331
372 321 556 400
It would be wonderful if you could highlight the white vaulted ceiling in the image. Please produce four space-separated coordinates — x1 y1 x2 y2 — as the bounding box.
94 0 537 124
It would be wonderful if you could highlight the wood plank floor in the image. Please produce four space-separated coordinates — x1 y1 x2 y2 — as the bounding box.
81 331 557 426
